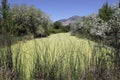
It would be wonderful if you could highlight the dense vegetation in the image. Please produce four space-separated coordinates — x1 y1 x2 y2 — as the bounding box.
71 2 120 50
0 1 51 37
0 1 68 38
1 33 111 80
70 1 120 79
98 2 114 21
0 0 120 80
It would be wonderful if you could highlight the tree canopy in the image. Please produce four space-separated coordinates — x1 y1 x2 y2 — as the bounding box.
98 2 114 21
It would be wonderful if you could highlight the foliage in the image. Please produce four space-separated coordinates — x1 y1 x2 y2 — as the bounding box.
50 21 70 33
0 3 52 37
105 8 120 68
70 4 120 78
71 14 107 40
106 8 120 47
54 21 62 29
0 0 119 80
98 2 114 21
35 25 46 37
0 0 13 34
11 4 52 37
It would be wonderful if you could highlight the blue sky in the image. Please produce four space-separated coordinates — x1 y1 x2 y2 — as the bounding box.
7 0 118 21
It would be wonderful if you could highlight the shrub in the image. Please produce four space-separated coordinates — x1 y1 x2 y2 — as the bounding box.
71 14 108 41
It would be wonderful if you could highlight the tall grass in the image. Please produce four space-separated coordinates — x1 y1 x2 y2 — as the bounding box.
0 34 27 80
0 33 118 80
28 33 112 80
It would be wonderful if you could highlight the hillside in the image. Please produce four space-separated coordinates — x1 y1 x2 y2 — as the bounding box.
58 15 83 26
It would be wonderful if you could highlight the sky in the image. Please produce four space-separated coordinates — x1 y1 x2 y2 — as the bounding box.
6 0 119 21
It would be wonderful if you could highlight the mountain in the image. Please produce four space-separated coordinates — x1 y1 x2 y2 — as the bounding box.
58 15 82 26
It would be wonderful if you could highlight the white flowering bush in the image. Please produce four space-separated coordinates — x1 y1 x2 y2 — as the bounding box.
107 8 120 31
84 14 107 36
106 8 120 48
71 14 108 39
71 8 120 45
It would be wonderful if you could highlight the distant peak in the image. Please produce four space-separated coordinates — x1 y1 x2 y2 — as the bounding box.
58 15 82 26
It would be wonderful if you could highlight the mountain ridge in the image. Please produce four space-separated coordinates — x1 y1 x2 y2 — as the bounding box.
58 15 82 26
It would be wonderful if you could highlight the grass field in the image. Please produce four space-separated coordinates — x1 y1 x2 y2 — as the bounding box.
9 33 110 80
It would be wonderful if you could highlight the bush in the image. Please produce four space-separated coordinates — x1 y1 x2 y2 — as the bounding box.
71 14 108 41
104 8 120 68
48 27 63 33
34 25 46 38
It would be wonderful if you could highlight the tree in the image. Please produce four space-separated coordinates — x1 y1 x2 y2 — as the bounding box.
98 2 114 21
1 0 9 32
54 21 62 29
53 21 70 33
10 4 51 37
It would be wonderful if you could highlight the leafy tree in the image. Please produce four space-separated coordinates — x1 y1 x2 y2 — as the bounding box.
54 21 62 29
98 2 114 21
27 5 40 36
10 4 51 37
62 25 70 32
1 0 9 33
53 21 70 33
